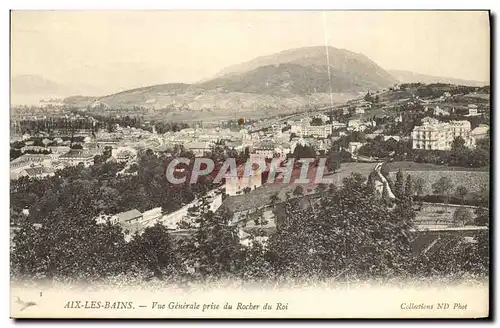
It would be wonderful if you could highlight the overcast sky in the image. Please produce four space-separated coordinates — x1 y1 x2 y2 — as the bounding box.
11 10 490 94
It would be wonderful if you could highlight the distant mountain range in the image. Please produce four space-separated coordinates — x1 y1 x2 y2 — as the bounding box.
11 46 489 111
388 69 488 87
11 75 104 105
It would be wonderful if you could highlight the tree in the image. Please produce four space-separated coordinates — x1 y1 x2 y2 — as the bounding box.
11 181 129 281
293 185 304 197
178 197 242 280
394 169 405 199
269 193 280 206
328 159 341 174
454 186 468 204
239 231 273 281
316 183 327 196
404 174 414 200
474 184 490 226
364 91 372 102
413 177 426 197
129 223 178 280
432 176 454 205
310 117 323 126
268 173 415 280
452 207 473 226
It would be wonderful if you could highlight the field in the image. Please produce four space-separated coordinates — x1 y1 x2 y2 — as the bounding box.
222 162 378 213
414 203 482 227
385 161 489 172
389 170 489 195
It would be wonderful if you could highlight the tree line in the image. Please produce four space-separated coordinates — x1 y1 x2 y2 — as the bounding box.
11 171 488 285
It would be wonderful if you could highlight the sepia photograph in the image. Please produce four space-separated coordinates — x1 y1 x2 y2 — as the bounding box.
9 9 491 319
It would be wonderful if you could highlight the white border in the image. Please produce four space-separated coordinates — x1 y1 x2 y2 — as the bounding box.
2 1 498 327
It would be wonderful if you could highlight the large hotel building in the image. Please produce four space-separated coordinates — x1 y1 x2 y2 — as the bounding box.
411 117 475 151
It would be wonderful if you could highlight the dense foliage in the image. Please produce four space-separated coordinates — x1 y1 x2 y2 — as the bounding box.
11 168 488 285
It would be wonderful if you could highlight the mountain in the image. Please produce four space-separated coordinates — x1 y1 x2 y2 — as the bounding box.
212 46 397 91
389 69 489 87
75 46 397 115
11 74 104 105
11 75 63 95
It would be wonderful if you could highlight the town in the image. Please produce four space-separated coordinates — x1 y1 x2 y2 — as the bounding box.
10 81 490 285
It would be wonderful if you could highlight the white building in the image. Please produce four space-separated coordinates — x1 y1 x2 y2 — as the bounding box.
347 119 368 132
348 142 365 154
225 165 262 196
467 104 479 116
471 124 489 141
355 107 365 115
433 106 450 116
58 149 95 167
412 117 475 150
291 122 332 139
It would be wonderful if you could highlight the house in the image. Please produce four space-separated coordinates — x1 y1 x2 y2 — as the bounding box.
48 146 71 155
348 142 365 154
467 104 479 116
185 141 213 157
347 119 367 132
58 149 95 167
18 166 56 179
471 124 489 141
225 164 263 196
433 106 450 116
252 140 276 160
412 118 475 150
97 209 143 238
355 107 365 115
384 135 401 142
21 145 47 153
112 147 137 163
331 121 347 130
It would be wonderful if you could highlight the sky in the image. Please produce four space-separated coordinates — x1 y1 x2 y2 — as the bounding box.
11 10 490 95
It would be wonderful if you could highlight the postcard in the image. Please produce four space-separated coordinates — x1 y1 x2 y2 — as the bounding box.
10 10 490 319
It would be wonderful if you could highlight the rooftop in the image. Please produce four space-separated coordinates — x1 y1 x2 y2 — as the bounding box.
114 209 143 223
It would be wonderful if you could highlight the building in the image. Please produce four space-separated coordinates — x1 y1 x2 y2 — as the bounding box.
112 147 137 163
185 141 213 157
18 166 56 179
348 142 365 154
96 209 143 240
331 121 347 130
467 104 479 116
432 106 450 116
48 146 71 155
252 140 275 160
10 153 54 170
304 124 332 138
225 164 263 196
58 149 95 167
291 122 333 139
347 119 368 132
471 124 489 141
355 107 365 115
384 135 401 142
412 117 474 150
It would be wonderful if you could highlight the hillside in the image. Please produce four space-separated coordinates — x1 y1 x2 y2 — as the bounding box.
389 69 489 87
66 46 397 113
213 46 397 89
